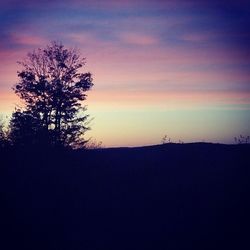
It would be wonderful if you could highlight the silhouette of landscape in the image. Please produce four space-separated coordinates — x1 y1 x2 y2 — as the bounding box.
1 1 250 248
0 142 249 249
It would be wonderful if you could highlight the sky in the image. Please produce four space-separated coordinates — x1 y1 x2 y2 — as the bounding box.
0 0 250 147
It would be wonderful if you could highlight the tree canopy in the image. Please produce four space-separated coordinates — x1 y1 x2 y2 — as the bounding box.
11 41 93 148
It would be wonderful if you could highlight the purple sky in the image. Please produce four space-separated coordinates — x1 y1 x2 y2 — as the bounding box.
1 0 250 146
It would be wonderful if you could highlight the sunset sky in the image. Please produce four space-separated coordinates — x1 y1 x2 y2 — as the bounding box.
1 0 250 146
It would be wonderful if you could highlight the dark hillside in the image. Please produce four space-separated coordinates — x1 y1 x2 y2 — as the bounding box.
0 143 249 249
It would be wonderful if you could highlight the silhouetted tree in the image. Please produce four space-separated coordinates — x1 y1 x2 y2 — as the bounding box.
0 118 10 148
0 119 5 147
9 110 43 147
12 41 93 148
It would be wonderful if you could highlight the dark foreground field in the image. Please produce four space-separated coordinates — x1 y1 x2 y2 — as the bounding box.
0 143 249 250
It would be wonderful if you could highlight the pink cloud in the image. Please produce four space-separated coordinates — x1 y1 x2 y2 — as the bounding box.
87 87 250 109
10 33 47 47
118 32 158 46
82 40 250 68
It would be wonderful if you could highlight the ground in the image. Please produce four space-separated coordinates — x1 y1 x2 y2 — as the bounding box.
0 143 249 249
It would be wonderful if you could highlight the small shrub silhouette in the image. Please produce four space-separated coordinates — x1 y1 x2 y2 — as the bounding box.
234 135 250 144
